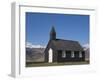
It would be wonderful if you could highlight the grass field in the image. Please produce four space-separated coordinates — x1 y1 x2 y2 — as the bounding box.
26 61 89 67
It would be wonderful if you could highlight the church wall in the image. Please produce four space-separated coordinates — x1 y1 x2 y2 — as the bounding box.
57 50 85 62
53 50 58 62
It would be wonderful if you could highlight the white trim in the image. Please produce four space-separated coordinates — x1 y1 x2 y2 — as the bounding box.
71 51 74 58
11 2 20 77
62 51 66 58
49 48 53 63
79 51 82 58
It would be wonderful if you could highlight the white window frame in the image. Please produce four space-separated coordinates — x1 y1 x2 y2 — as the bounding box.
62 51 66 58
71 51 75 58
79 51 82 58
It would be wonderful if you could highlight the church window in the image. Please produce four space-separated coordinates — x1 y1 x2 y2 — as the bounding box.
62 51 66 58
71 51 74 58
79 51 82 58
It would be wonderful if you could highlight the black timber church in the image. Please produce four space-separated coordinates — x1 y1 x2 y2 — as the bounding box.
44 26 85 63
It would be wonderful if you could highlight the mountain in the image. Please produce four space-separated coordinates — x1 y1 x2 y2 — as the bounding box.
26 47 45 62
83 44 89 61
26 42 45 48
26 42 46 62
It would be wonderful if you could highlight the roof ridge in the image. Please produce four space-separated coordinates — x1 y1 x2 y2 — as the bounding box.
56 38 78 42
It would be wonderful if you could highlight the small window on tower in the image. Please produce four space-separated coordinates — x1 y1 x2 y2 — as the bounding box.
62 51 66 58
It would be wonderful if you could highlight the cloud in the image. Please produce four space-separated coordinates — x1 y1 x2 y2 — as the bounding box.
83 43 89 48
26 42 45 48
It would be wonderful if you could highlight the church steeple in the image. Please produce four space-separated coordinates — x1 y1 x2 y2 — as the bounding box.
50 26 56 40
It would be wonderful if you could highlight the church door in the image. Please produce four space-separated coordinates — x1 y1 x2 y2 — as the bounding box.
48 48 53 63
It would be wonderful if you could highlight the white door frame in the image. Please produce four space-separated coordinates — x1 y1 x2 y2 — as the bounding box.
48 48 53 63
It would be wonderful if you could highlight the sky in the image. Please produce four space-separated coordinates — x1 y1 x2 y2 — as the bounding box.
26 12 89 46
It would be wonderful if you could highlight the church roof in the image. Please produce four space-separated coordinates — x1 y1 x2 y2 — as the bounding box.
45 26 83 52
49 39 83 51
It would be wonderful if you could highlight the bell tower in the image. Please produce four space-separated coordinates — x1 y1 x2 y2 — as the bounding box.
50 26 56 40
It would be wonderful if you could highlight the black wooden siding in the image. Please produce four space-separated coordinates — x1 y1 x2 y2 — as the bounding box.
57 50 85 62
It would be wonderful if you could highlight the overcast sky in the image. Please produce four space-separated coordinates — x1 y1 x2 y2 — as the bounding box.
26 12 89 46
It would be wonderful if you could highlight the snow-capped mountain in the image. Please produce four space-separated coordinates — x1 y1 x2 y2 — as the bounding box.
26 42 45 62
83 44 89 61
26 42 45 48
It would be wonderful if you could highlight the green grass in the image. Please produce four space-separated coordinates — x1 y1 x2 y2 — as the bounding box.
26 61 89 67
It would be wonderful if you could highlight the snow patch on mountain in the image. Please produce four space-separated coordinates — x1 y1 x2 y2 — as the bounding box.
26 42 46 48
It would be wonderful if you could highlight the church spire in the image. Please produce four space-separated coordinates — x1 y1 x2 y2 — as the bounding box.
50 26 56 40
